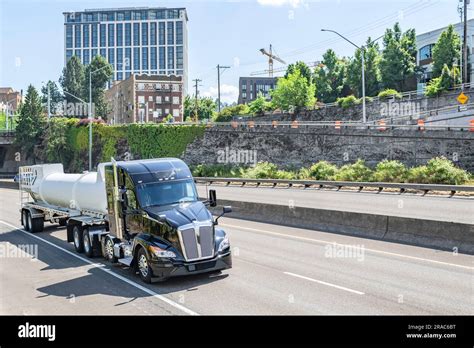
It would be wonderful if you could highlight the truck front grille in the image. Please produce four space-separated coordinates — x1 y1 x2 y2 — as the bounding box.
178 223 215 261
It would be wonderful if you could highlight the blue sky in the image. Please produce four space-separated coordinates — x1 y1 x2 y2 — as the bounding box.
0 0 469 103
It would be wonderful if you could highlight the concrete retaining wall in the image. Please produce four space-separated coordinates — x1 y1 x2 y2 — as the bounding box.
212 199 474 255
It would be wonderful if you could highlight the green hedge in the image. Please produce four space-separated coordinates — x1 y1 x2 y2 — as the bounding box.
43 118 205 171
192 158 472 185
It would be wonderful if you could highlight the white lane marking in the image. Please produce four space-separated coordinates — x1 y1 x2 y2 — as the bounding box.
0 220 198 316
221 223 474 271
284 272 365 295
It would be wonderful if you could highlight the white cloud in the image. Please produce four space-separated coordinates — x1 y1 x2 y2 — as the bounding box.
257 0 305 8
202 84 239 105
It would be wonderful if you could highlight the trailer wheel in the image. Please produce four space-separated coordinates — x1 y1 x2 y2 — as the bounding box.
103 236 118 263
72 225 84 253
58 218 68 227
22 210 30 231
82 228 94 258
30 217 44 233
137 248 153 284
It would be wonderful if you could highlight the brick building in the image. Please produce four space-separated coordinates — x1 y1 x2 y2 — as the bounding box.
105 74 183 124
0 87 22 113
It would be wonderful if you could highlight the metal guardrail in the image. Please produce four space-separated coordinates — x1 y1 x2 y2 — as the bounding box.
195 177 474 196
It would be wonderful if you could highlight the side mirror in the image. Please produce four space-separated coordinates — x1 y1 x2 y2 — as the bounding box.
209 189 217 207
214 205 232 225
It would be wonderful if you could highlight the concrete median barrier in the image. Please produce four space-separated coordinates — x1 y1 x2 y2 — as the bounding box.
212 199 474 255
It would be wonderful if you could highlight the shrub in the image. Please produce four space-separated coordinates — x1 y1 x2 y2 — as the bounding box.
308 161 338 180
213 104 251 122
191 164 242 178
333 159 373 182
425 157 469 185
336 95 360 109
406 166 430 184
274 170 298 180
243 162 279 179
372 160 408 182
378 89 402 99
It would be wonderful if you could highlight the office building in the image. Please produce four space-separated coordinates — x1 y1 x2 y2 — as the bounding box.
63 7 188 90
238 77 278 104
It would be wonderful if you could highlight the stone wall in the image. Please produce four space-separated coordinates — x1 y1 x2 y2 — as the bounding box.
182 127 474 171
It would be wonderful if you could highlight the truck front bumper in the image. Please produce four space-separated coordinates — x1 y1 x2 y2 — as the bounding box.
149 251 232 282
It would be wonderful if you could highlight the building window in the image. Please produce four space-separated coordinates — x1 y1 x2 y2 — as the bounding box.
91 24 98 47
74 50 81 62
83 50 90 65
133 48 140 70
173 96 180 104
159 47 166 69
167 22 174 45
91 49 98 58
125 23 131 46
125 48 131 70
167 47 174 70
141 23 148 45
150 22 157 45
66 25 73 48
419 44 434 61
176 21 183 45
142 47 148 70
173 109 179 117
117 12 124 21
150 47 157 70
242 91 247 99
117 72 123 81
133 23 140 46
108 48 115 67
176 46 183 70
159 22 165 45
66 50 73 62
83 25 90 48
117 48 123 69
100 48 106 58
157 10 165 20
100 24 106 47
74 24 81 48
116 23 123 46
165 108 169 115
108 24 115 46
156 96 162 104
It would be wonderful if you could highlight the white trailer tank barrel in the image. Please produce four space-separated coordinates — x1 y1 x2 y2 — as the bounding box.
27 164 108 215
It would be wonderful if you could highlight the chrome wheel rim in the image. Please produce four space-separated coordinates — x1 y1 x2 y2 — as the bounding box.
105 239 114 260
27 214 32 231
73 228 80 248
84 233 90 252
138 254 148 277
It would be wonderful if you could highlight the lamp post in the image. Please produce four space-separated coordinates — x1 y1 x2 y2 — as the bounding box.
321 29 368 123
88 65 109 171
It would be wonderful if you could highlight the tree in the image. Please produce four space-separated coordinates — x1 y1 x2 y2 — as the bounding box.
425 64 460 96
379 23 417 91
314 49 350 102
271 70 316 112
347 38 382 97
431 24 461 78
15 85 46 160
285 61 313 83
83 55 113 119
60 56 85 104
249 92 272 116
184 95 217 121
41 80 63 115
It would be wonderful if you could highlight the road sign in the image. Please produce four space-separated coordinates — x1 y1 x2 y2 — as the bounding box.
457 92 469 105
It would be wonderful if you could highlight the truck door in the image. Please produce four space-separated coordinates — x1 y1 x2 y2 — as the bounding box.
123 175 142 235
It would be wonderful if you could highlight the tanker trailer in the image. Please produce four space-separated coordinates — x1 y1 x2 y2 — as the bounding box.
19 158 233 283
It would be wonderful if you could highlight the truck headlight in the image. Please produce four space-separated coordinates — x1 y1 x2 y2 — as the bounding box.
149 245 176 258
218 235 230 252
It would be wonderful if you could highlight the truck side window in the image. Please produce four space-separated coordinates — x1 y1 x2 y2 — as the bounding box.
126 190 138 210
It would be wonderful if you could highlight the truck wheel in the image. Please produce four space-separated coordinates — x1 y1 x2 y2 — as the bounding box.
58 218 68 227
82 228 94 258
31 217 44 233
103 236 118 263
22 210 30 231
137 248 153 284
72 225 84 253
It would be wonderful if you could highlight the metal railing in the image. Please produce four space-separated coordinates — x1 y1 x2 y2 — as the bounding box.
195 177 474 196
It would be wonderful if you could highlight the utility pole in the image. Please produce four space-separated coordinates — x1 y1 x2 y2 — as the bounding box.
463 0 469 84
47 83 51 119
458 1 464 83
192 78 202 121
217 65 230 112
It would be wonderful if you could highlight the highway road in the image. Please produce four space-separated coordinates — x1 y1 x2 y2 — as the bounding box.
0 186 473 315
196 184 474 224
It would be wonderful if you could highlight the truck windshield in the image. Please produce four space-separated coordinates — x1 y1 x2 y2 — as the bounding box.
136 179 198 208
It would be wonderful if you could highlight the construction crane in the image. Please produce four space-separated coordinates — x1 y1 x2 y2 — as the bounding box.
257 44 286 77
251 61 324 77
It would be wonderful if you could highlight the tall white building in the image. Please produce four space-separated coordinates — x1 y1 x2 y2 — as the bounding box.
63 7 188 91
416 19 474 86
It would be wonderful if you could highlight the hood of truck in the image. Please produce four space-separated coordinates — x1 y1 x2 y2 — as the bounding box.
144 201 213 228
